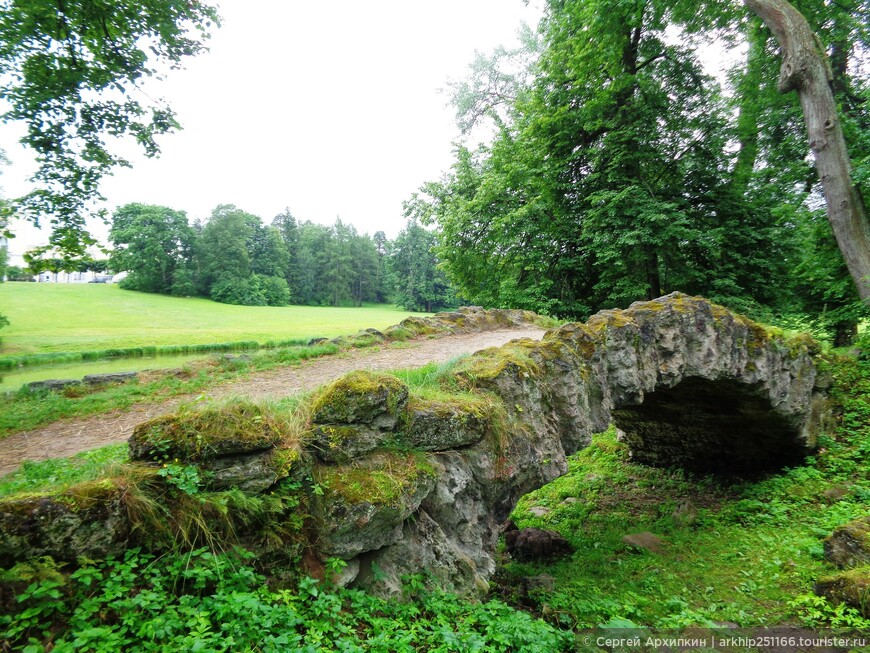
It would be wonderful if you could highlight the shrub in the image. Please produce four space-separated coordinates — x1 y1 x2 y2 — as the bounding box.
210 275 266 306
256 274 291 306
170 267 197 297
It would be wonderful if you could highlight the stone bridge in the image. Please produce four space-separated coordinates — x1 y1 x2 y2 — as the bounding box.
0 294 830 596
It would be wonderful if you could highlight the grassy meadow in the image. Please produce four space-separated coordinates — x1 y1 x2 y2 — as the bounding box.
0 283 428 356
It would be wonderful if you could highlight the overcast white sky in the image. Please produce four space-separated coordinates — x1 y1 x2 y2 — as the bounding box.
0 0 543 263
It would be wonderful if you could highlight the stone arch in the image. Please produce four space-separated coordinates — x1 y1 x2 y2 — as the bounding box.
326 293 829 594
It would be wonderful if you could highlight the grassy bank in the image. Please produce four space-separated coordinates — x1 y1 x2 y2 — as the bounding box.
0 342 341 439
0 283 426 356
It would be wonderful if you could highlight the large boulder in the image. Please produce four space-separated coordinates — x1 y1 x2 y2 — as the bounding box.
824 515 870 569
814 567 870 616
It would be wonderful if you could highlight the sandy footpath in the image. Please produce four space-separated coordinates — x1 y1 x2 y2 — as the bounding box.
0 327 545 476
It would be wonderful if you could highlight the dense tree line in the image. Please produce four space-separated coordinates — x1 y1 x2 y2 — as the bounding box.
3 0 868 345
106 203 457 311
408 0 870 344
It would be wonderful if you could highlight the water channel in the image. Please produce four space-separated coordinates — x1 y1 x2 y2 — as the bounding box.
0 352 216 393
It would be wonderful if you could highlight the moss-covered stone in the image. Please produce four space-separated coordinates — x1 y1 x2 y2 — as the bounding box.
401 395 496 451
544 323 601 359
311 371 409 428
399 316 442 336
313 452 438 558
0 477 137 564
311 424 392 463
814 567 870 616
383 325 414 341
825 515 870 569
129 400 285 463
452 345 541 390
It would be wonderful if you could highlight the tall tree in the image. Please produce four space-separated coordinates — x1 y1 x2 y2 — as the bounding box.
0 0 219 257
109 203 194 294
272 209 302 301
417 0 791 317
388 219 456 313
744 0 870 304
196 204 255 295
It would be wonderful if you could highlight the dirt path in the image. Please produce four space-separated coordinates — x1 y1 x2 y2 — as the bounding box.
0 327 545 476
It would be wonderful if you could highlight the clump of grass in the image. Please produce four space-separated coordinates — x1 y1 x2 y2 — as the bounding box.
388 356 468 394
0 444 129 498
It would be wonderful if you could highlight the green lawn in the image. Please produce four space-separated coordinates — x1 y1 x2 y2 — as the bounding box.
0 283 428 355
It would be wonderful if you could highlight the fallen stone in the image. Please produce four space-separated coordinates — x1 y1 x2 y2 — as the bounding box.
824 515 870 569
505 527 573 561
622 532 667 555
26 379 80 392
83 372 138 385
822 485 852 503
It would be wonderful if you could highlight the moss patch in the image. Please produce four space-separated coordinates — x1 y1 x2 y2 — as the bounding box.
311 371 409 426
129 400 286 463
315 452 437 507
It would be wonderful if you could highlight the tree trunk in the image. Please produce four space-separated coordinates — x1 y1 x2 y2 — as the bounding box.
745 0 870 305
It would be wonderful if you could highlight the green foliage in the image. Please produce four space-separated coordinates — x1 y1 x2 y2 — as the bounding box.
256 274 291 307
108 203 410 308
209 274 266 306
789 592 870 630
410 0 867 325
156 463 204 496
0 548 573 651
109 203 196 295
387 218 457 313
0 0 220 257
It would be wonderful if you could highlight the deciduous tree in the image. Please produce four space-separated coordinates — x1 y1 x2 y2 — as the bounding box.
0 0 219 256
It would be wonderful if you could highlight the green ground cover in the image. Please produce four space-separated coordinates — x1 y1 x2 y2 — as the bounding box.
2 353 868 649
0 283 426 355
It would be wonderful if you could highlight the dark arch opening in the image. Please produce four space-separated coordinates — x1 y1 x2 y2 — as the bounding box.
612 377 809 476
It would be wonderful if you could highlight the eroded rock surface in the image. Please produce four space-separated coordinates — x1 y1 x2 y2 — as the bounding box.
0 297 830 595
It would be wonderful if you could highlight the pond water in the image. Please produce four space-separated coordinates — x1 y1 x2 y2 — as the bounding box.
0 352 215 393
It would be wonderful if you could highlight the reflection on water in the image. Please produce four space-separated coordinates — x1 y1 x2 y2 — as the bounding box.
0 352 214 392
